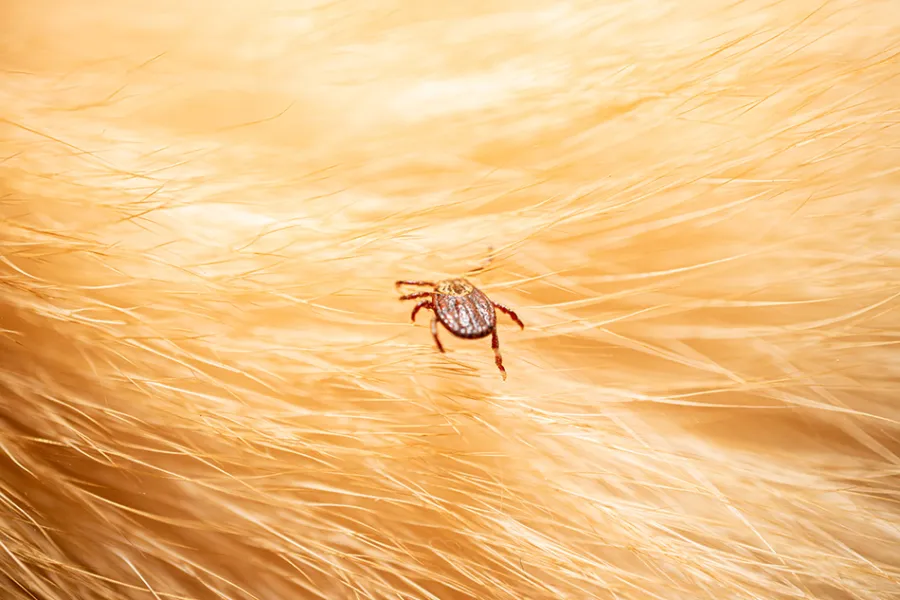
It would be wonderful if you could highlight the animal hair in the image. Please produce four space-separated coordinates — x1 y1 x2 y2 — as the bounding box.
1 1 899 599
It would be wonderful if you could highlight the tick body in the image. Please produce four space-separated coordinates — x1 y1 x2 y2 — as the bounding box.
396 278 524 380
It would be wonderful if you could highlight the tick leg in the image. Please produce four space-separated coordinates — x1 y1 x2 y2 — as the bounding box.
431 317 445 353
410 300 433 323
399 291 432 302
493 302 524 330
395 280 436 291
491 328 507 381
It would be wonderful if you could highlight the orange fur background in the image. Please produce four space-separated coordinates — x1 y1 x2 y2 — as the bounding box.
1 1 899 598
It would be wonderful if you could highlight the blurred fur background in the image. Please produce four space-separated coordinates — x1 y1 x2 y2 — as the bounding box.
1 1 899 598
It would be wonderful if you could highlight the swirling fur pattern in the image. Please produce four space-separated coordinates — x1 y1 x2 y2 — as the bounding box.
1 1 899 599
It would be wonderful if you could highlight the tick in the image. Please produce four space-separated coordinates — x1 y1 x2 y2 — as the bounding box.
395 278 524 380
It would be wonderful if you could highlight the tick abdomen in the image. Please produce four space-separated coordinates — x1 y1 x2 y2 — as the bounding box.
434 279 496 339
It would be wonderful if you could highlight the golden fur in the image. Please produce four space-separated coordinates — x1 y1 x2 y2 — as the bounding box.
1 1 899 598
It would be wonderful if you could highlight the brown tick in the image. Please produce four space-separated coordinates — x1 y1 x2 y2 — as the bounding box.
395 278 524 380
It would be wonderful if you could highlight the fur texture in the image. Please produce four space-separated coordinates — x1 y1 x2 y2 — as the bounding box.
1 1 899 598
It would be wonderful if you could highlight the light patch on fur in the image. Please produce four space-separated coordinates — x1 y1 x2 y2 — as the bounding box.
391 68 561 120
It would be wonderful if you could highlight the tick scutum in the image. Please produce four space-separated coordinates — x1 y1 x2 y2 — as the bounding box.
433 279 496 339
